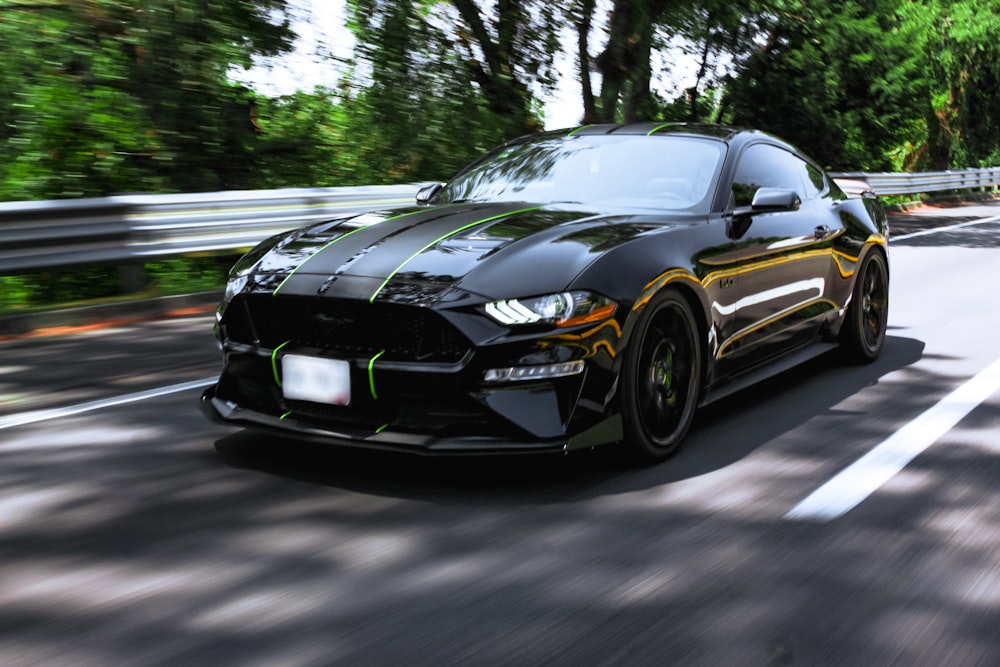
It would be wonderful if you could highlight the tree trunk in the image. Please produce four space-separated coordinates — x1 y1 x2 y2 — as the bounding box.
451 0 537 138
576 0 597 123
596 0 662 123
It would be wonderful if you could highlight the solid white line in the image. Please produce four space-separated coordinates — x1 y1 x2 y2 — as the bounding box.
892 214 1000 241
0 377 216 431
787 356 1000 521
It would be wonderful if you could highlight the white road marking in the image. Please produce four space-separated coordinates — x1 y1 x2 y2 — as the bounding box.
787 356 1000 521
892 214 1000 241
0 378 216 431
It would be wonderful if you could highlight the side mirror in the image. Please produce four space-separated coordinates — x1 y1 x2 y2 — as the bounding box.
416 182 444 205
729 188 801 231
731 187 801 218
750 187 801 212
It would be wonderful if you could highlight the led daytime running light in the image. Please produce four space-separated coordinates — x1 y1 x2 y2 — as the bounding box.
483 360 585 383
484 291 615 327
485 300 542 325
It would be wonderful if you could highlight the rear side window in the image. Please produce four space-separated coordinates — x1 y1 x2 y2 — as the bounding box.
731 144 821 206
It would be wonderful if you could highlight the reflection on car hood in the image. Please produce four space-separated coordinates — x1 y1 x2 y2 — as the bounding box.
250 202 699 305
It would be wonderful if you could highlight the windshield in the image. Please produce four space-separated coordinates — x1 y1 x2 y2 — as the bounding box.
437 134 726 211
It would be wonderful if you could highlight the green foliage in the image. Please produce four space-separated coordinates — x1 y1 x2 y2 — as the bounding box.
345 0 558 143
0 256 237 313
915 1 1000 168
3 0 1000 202
251 89 357 187
144 256 236 293
0 267 120 311
332 0 524 181
4 0 1000 313
718 0 1000 171
718 1 918 170
0 0 295 201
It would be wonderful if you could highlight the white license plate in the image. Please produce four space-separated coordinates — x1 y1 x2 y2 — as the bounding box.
281 354 351 405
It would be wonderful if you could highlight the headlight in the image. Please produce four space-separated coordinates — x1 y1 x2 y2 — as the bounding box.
484 291 616 327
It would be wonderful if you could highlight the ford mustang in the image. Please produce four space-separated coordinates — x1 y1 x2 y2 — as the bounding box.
201 123 889 463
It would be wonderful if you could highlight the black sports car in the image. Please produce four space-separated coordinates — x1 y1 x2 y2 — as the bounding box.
201 123 889 462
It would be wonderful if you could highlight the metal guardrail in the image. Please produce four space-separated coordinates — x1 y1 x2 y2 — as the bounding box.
0 185 422 272
1 169 998 273
831 167 1000 196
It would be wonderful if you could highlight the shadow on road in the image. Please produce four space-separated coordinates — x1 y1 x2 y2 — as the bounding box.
213 335 927 503
893 221 1000 248
8 330 1000 665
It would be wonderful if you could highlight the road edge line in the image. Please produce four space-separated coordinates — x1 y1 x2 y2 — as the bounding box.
892 214 1000 241
786 356 1000 521
0 378 217 431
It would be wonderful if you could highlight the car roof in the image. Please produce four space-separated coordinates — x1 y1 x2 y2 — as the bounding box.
553 122 808 160
565 122 741 141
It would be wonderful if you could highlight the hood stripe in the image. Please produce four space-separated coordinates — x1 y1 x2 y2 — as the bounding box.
272 207 435 296
368 206 543 302
646 122 678 136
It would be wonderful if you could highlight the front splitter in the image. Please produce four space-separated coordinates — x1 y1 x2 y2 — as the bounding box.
200 384 574 456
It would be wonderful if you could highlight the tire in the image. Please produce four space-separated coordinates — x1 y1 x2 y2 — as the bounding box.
620 289 702 463
840 249 889 363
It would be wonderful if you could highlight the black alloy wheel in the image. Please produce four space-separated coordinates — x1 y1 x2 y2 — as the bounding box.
621 289 702 462
841 249 889 362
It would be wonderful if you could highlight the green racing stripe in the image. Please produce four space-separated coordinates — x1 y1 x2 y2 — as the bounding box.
367 206 542 302
646 122 678 136
271 340 291 386
272 207 437 296
367 350 385 400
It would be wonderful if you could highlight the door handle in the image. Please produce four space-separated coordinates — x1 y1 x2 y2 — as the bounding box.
814 225 830 239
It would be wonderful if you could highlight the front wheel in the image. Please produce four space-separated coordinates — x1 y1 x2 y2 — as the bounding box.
840 249 889 363
620 289 702 463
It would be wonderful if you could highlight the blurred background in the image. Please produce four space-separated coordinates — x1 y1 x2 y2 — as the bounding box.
2 0 999 309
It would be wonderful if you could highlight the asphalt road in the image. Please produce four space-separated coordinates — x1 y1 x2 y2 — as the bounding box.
2 200 999 666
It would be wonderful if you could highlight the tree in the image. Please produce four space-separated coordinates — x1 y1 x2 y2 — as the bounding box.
902 0 1000 168
721 0 927 171
572 0 681 124
0 0 295 200
347 0 561 142
713 1 1000 171
574 0 761 124
448 0 561 136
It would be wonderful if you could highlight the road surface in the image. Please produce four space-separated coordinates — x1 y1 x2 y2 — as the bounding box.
1 200 999 666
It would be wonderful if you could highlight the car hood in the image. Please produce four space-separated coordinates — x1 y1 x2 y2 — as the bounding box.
249 202 700 305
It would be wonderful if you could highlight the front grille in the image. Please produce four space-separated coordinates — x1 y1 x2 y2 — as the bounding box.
223 295 470 363
217 354 515 438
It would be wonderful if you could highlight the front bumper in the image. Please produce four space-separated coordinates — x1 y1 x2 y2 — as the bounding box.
201 383 621 455
205 292 627 455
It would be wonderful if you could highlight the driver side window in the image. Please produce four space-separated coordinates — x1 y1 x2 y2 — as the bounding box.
731 144 812 207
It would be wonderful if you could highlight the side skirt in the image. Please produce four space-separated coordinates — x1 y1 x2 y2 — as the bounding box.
700 342 839 407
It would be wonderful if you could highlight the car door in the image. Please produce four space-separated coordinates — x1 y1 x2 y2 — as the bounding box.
720 142 839 371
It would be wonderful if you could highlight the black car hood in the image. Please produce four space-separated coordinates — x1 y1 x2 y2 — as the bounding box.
250 202 700 305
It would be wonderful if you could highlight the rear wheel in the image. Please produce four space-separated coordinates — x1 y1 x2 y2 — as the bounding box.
620 289 702 463
841 249 889 362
